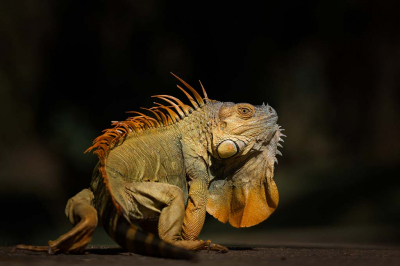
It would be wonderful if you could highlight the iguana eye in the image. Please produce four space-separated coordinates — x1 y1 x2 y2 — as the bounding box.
236 104 255 118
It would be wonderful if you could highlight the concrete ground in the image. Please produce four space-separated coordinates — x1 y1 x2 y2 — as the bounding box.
2 245 400 266
3 225 400 266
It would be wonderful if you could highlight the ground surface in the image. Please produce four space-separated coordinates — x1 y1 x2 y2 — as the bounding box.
1 245 400 266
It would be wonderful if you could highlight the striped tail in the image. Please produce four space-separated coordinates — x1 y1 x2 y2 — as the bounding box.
104 208 196 260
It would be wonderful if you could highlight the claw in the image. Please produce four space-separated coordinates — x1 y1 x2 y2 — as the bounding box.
16 244 49 252
210 243 229 253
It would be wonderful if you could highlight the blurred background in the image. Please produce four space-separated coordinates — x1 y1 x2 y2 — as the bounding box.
1 0 399 248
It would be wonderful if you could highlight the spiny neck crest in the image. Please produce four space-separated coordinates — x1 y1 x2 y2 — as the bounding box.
85 73 212 160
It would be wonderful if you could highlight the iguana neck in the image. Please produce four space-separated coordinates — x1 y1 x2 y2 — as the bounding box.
175 101 222 162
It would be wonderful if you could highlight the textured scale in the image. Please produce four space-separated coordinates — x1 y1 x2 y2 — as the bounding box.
82 73 286 255
19 74 289 259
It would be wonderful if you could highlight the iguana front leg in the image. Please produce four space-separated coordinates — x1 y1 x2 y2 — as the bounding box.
17 189 97 254
181 177 228 253
181 178 208 240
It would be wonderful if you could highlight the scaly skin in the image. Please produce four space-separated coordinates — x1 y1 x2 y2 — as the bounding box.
17 74 285 259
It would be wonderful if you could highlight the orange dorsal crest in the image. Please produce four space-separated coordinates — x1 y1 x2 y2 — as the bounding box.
85 73 209 159
85 73 209 215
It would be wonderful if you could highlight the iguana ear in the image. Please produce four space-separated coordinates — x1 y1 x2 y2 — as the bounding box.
207 148 279 228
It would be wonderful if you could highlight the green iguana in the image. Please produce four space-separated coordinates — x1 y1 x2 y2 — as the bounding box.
18 73 285 259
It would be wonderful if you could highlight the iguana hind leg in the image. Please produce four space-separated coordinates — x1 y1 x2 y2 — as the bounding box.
17 189 98 254
124 182 228 252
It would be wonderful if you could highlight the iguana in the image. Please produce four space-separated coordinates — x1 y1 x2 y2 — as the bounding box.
18 73 285 259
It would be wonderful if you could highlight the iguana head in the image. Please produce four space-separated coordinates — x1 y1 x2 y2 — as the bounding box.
210 102 279 159
207 101 283 228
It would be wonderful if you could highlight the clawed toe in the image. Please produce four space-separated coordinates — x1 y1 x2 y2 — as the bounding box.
17 215 96 255
199 240 228 253
209 243 229 253
16 244 49 252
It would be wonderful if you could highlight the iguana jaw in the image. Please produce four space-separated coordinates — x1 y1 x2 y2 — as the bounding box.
207 122 284 228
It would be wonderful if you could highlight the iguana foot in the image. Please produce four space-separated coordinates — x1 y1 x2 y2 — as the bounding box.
16 244 49 252
204 240 229 253
206 241 229 253
17 211 97 254
171 240 228 253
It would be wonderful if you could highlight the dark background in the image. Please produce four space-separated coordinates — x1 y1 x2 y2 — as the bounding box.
1 0 399 247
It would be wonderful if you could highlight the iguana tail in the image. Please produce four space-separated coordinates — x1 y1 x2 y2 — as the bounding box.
103 208 196 260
